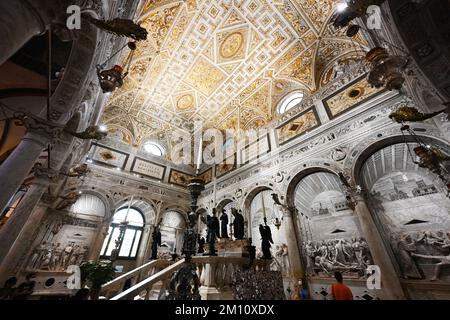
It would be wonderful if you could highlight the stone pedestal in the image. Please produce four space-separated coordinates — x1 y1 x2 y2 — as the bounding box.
213 239 250 257
199 285 221 300
199 262 220 300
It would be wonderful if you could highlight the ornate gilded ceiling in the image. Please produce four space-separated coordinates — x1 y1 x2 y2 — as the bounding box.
102 0 368 148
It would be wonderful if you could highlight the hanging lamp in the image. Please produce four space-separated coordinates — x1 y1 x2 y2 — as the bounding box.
96 41 137 93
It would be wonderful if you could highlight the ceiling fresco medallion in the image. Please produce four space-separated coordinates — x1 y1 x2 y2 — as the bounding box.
101 0 368 152
219 31 245 60
176 93 195 110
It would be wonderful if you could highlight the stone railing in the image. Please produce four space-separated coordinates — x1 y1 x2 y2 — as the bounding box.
110 259 186 300
101 259 172 299
109 256 271 300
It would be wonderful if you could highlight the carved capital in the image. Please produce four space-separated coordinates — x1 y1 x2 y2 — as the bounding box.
33 164 59 183
41 193 58 204
14 113 62 142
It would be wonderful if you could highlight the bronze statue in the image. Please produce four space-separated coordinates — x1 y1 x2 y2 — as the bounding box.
150 227 162 260
259 221 273 260
83 15 148 41
201 209 220 256
197 235 205 254
220 209 229 238
231 208 245 240
389 106 444 123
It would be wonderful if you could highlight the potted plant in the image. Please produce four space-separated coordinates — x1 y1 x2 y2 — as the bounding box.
80 260 116 300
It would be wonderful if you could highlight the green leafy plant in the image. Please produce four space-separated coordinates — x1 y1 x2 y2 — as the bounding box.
80 260 116 299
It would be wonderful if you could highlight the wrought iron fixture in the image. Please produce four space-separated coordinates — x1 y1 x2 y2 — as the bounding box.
400 125 450 183
270 193 286 230
110 197 134 262
66 125 108 140
366 47 409 91
96 42 137 93
389 106 445 123
167 177 205 300
338 172 361 211
83 15 148 41
60 163 90 178
55 191 81 210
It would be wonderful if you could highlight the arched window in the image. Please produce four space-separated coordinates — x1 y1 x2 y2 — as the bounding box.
100 207 145 259
143 141 165 157
278 91 304 114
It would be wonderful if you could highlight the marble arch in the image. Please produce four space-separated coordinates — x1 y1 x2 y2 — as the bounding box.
282 159 342 205
343 125 450 186
215 198 236 213
113 195 157 225
284 166 341 209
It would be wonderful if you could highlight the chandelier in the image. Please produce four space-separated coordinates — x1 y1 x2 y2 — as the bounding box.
399 125 450 184
96 42 137 93
365 47 409 91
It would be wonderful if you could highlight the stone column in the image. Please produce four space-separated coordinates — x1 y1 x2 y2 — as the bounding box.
199 260 220 300
175 228 184 255
87 222 110 261
281 207 304 282
0 1 45 65
0 0 81 66
0 172 57 282
136 224 153 266
354 194 406 300
0 120 59 214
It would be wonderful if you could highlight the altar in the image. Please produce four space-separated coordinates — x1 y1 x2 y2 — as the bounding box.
201 239 252 257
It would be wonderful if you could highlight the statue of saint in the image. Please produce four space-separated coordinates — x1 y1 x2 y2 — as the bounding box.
231 208 245 240
201 209 220 256
197 235 205 254
150 227 162 260
259 223 273 259
220 210 229 238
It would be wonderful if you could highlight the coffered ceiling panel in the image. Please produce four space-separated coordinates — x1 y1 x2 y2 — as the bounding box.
102 0 368 149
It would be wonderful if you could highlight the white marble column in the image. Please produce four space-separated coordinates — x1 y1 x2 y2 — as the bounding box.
0 123 57 215
0 1 45 65
199 261 220 300
282 207 304 282
0 176 55 281
87 222 110 261
354 194 406 300
136 224 153 266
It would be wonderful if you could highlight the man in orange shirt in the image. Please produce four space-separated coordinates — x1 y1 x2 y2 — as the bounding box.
331 271 353 300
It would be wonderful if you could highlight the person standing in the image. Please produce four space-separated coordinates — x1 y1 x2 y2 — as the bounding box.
331 271 353 300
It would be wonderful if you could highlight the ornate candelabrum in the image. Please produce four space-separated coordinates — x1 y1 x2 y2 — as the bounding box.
96 42 137 94
187 177 205 213
167 176 205 300
366 47 409 91
400 125 450 183
338 172 361 211
110 220 128 262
